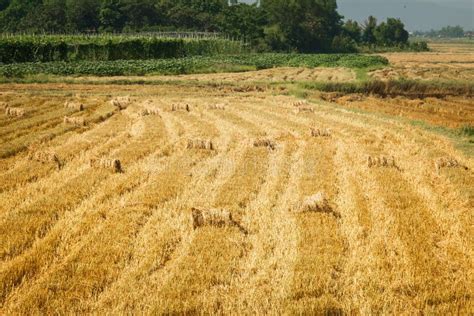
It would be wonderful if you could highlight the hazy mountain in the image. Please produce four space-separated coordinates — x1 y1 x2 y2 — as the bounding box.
240 0 474 31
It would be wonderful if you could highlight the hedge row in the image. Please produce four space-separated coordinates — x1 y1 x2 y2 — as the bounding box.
0 35 244 63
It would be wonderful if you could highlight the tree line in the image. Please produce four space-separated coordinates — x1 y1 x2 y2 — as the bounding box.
413 26 467 38
0 0 416 52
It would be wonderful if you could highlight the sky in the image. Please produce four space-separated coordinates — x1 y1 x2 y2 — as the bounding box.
240 0 474 31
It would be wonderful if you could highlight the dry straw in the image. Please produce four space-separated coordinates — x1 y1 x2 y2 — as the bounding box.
89 158 123 173
187 139 215 150
297 192 340 218
435 157 468 173
292 100 308 107
367 155 398 169
140 107 161 116
191 208 248 234
253 138 276 150
111 96 131 110
0 101 8 109
64 116 86 126
64 101 84 111
29 150 62 169
208 104 226 110
5 106 25 117
293 106 314 114
310 128 331 137
171 103 191 112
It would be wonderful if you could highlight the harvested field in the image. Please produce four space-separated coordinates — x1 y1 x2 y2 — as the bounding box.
0 50 473 314
328 94 474 129
372 43 474 81
63 67 357 84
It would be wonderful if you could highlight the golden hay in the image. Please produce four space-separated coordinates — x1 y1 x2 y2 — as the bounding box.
367 156 397 169
253 138 276 150
435 157 468 172
141 107 161 116
29 150 62 169
310 128 331 137
89 158 123 173
208 104 226 110
292 100 308 107
298 192 340 217
187 139 215 150
293 106 314 114
0 101 8 109
5 106 26 117
111 96 131 110
64 101 84 111
64 116 86 126
191 208 248 234
171 104 191 112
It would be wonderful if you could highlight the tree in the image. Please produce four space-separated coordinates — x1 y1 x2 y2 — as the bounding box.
0 0 11 11
342 19 361 43
262 0 343 52
362 15 377 44
120 0 162 31
374 18 409 46
439 25 464 38
34 0 67 33
99 0 125 32
66 0 100 32
165 0 227 31
0 0 42 32
220 3 266 45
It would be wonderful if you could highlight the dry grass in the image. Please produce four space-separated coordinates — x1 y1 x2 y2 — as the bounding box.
28 150 62 169
292 100 308 107
253 138 277 150
367 155 397 169
208 104 226 110
64 101 84 111
435 157 468 173
63 116 86 126
89 157 123 173
191 208 248 234
5 106 26 117
293 106 314 114
110 96 131 110
0 51 472 315
187 139 215 150
171 103 191 112
311 128 331 137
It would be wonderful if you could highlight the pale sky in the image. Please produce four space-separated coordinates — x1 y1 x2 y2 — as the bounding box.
241 0 474 30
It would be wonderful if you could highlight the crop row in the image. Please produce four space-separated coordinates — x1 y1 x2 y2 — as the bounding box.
0 54 389 77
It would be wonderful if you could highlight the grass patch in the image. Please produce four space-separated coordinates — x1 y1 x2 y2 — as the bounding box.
458 125 474 137
301 79 474 98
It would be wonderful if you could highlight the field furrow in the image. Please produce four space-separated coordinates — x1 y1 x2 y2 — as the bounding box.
0 74 472 314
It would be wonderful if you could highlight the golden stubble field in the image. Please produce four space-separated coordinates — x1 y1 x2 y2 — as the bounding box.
372 42 474 81
0 44 473 315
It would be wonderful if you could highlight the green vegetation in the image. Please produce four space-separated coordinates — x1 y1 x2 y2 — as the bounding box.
0 0 421 53
0 34 243 63
459 125 474 137
0 53 389 77
301 79 474 98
